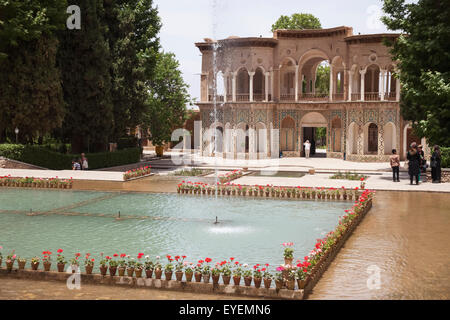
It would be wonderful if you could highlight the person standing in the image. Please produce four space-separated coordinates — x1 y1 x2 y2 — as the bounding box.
407 142 420 185
81 153 89 171
431 145 442 183
390 149 400 182
304 140 311 159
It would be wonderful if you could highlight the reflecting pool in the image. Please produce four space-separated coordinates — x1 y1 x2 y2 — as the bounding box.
0 189 350 271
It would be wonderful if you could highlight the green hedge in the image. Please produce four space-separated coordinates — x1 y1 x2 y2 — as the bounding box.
0 144 141 170
441 147 450 168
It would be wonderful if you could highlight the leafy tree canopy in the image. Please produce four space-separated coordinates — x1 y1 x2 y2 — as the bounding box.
144 52 192 147
271 13 321 32
0 0 67 60
382 0 450 146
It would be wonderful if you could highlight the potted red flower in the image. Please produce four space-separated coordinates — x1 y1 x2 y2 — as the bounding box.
99 253 108 276
164 255 174 280
84 254 94 274
262 265 272 289
42 250 52 271
56 249 66 272
253 265 263 288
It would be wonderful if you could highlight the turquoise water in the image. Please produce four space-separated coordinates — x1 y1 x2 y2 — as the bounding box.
0 189 349 271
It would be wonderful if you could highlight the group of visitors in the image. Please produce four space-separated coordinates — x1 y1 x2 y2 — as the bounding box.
390 143 442 184
71 153 89 171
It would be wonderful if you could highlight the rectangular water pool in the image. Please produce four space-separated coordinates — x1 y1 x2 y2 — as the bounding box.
0 189 349 271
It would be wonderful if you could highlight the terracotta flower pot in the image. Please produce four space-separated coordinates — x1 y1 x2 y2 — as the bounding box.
118 267 126 277
57 263 66 273
212 275 220 285
244 276 252 286
194 272 202 282
263 278 272 289
202 274 211 283
85 265 93 275
175 271 183 281
155 269 163 279
165 271 173 281
18 261 26 270
185 272 193 282
109 266 117 277
233 276 241 286
99 265 108 276
145 269 153 278
297 279 306 289
222 275 231 285
253 277 262 288
126 267 134 277
43 262 51 271
6 260 14 271
275 280 283 290
135 268 143 278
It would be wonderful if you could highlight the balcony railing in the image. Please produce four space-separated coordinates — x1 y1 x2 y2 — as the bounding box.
385 92 397 101
208 95 225 102
364 92 382 101
280 94 295 101
236 94 249 102
298 93 329 101
332 93 345 101
351 93 360 101
253 94 265 102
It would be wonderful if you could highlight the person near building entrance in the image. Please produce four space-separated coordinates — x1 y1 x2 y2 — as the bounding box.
407 142 420 185
390 149 400 182
431 145 442 183
304 140 311 159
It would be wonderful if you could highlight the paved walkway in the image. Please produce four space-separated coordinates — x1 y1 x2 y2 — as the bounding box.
233 172 450 193
0 169 124 181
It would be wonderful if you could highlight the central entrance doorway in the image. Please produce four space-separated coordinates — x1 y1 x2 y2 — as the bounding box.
300 112 328 158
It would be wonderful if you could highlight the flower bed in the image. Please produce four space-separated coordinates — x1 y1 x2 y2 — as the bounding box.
0 190 374 299
177 181 363 201
218 170 244 184
123 166 151 181
0 175 73 189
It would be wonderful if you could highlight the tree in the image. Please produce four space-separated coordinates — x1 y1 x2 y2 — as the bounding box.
104 0 161 140
58 0 114 153
382 0 450 146
0 0 67 142
315 64 330 94
144 52 191 147
271 13 321 32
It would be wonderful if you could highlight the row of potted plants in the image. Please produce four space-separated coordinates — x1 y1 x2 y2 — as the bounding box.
177 181 362 201
275 189 375 291
0 190 373 292
0 175 73 189
218 170 244 184
123 166 152 181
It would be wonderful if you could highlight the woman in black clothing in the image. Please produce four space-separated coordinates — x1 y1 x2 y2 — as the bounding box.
431 145 442 183
407 142 420 185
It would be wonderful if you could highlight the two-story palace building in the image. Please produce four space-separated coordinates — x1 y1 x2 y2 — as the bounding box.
195 26 425 162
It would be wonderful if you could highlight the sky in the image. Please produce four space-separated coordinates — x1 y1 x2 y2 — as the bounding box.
153 0 393 105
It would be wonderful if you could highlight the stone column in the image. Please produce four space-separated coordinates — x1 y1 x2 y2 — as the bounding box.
223 73 228 102
270 69 274 101
380 69 386 101
249 71 255 102
232 72 237 102
396 78 400 101
294 65 299 102
348 71 354 101
273 68 280 101
357 125 364 155
378 125 385 157
360 70 366 101
264 72 269 102
248 125 255 159
329 64 334 101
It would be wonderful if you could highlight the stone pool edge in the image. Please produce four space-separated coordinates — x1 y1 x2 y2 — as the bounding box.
0 268 303 300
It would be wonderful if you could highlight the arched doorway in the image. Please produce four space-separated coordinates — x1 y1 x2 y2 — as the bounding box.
236 68 249 101
300 112 328 157
365 123 378 154
280 117 295 152
331 117 342 152
383 122 396 154
236 122 249 154
253 67 265 101
347 122 358 155
255 122 267 155
365 64 380 100
279 58 296 101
